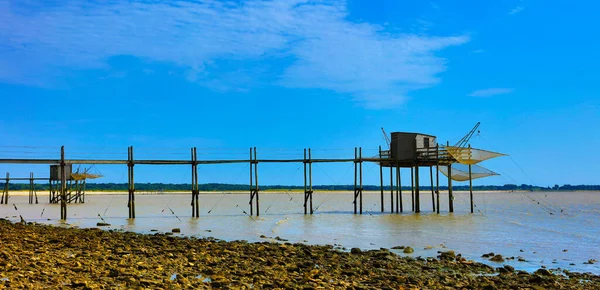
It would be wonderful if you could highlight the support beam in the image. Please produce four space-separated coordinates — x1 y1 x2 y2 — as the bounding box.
128 146 136 219
194 147 199 218
448 164 454 213
1 172 8 204
379 146 384 213
395 166 399 213
191 147 199 217
415 165 420 213
249 147 259 216
303 149 314 214
389 166 393 213
398 165 403 213
359 147 363 214
430 166 435 212
410 167 414 212
469 163 474 214
60 146 67 220
353 147 363 214
436 145 440 214
29 172 33 204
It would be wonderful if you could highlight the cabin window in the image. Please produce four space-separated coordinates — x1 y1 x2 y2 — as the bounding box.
423 137 430 148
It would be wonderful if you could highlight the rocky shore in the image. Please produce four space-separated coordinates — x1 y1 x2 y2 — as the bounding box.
1 219 599 289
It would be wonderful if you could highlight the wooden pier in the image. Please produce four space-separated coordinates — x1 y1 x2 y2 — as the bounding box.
1 127 505 220
0 144 470 220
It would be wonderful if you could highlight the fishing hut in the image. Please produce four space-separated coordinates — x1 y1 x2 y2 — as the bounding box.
378 123 505 214
49 164 102 204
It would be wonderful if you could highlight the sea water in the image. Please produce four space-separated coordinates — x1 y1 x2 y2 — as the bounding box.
2 191 599 275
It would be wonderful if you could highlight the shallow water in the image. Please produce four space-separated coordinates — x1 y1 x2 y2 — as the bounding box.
2 190 599 275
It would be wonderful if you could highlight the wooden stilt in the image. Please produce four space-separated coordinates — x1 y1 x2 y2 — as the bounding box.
29 172 32 204
395 165 399 213
469 163 474 213
469 144 474 214
128 146 136 219
398 165 403 213
353 148 358 214
60 146 67 220
249 147 253 216
430 166 435 212
448 167 454 213
436 145 440 214
411 166 414 212
415 164 420 213
194 147 199 218
353 147 363 214
309 149 313 214
254 147 259 216
303 149 312 215
191 148 195 217
1 172 8 205
379 146 384 213
191 147 199 217
249 147 259 216
359 147 363 214
389 166 393 213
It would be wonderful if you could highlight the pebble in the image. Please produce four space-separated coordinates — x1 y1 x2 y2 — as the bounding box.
0 219 599 289
490 255 505 262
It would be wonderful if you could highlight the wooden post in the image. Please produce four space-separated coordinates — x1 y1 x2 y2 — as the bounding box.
353 147 358 214
128 146 136 219
48 178 52 204
379 146 384 213
191 147 199 218
398 165 403 213
469 144 474 214
415 165 420 213
29 172 33 204
436 145 440 214
254 147 259 216
430 166 435 212
359 147 363 214
302 148 315 214
448 141 454 213
249 147 259 216
249 147 253 216
309 148 313 214
127 147 131 218
60 146 67 220
410 166 414 212
194 147 199 218
191 147 195 217
1 172 8 205
389 166 393 213
395 165 400 213
469 163 474 213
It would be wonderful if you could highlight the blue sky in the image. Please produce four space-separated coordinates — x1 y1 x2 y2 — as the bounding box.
0 0 598 187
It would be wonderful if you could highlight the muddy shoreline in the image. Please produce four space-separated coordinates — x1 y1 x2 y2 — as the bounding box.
1 219 599 289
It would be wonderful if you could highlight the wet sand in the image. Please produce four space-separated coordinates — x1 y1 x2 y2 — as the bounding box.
1 219 599 289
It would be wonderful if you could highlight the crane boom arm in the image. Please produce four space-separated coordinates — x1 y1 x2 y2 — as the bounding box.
381 127 391 149
454 122 480 148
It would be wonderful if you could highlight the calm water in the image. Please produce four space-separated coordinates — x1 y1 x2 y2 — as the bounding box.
2 191 599 275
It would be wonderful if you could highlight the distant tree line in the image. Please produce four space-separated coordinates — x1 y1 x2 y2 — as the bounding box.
2 182 599 192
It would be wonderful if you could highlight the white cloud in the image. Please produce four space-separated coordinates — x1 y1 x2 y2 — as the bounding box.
468 88 514 97
0 0 469 108
509 5 525 15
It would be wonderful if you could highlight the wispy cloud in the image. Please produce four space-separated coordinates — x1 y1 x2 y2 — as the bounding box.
468 88 514 97
509 5 525 15
0 0 469 108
